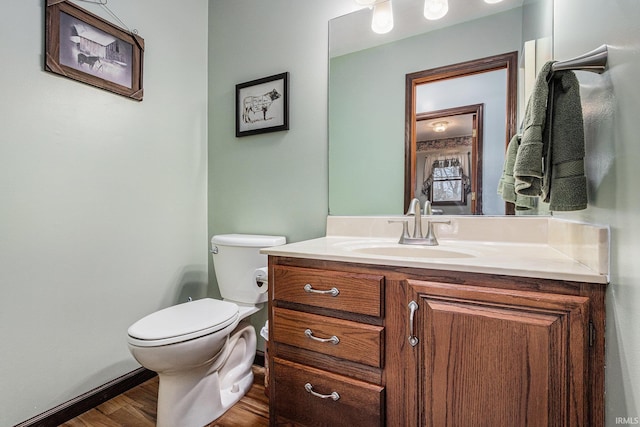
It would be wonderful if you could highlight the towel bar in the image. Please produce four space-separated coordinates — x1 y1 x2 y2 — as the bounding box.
551 44 608 74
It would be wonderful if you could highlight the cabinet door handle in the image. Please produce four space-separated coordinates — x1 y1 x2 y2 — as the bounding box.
305 328 340 345
304 283 340 297
304 383 340 401
408 300 419 347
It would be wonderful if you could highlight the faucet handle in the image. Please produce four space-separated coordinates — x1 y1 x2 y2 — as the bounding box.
388 219 411 244
422 218 451 246
428 219 451 224
388 218 409 224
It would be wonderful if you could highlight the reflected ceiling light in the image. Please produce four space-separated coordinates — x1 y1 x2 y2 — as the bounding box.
432 121 449 132
423 0 449 20
371 0 394 34
357 0 501 33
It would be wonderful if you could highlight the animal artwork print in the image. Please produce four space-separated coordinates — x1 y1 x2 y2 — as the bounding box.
242 89 281 123
77 53 101 70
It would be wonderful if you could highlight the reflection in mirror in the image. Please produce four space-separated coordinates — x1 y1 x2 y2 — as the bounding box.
415 105 483 215
405 53 517 215
328 0 553 216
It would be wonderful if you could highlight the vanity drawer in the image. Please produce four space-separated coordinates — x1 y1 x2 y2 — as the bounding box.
272 265 384 317
272 307 384 368
272 357 384 427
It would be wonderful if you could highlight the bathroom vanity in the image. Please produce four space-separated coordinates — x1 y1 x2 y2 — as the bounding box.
263 216 609 426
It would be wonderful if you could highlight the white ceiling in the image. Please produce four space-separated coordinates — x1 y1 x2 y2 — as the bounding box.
417 113 474 141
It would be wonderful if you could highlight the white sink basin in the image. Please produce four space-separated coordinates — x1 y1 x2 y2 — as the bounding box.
334 240 479 259
351 245 477 259
353 246 475 258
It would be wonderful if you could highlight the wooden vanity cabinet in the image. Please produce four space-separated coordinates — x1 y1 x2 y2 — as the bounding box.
268 261 386 426
267 257 605 427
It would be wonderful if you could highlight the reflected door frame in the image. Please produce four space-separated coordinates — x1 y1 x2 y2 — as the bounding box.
404 51 518 214
416 104 483 214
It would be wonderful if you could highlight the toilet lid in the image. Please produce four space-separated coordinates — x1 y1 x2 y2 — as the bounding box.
128 298 239 345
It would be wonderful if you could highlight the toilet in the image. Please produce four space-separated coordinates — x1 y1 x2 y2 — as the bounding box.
127 234 286 427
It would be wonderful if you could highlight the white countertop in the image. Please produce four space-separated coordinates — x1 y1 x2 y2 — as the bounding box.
261 216 610 284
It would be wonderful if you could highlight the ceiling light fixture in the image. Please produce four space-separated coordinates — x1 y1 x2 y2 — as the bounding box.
423 0 449 20
356 0 504 33
432 121 449 132
371 0 394 34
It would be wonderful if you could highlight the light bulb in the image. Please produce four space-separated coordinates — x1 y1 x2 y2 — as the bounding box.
484 0 504 3
432 121 449 132
423 0 449 20
371 0 394 34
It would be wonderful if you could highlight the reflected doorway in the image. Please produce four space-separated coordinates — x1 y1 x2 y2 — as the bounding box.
416 104 483 215
404 51 518 215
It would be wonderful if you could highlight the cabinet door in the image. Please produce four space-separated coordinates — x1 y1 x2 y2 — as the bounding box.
406 280 590 427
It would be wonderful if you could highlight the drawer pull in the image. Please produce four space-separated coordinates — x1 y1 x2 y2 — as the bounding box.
305 328 340 345
304 382 340 401
304 283 340 297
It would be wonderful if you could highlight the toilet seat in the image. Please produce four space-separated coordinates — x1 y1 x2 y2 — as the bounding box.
127 298 239 347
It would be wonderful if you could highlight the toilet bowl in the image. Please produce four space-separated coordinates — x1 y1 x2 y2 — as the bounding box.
127 234 286 427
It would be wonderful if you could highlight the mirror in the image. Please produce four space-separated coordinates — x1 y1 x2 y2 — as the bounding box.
329 0 553 216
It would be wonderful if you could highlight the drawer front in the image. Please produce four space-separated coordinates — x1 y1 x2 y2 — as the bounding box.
273 265 384 317
273 358 384 427
273 307 384 368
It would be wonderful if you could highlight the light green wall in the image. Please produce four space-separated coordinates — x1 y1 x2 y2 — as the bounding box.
0 1 209 425
207 0 359 348
552 0 640 422
208 0 356 243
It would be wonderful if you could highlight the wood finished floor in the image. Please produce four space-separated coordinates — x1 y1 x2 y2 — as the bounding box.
61 366 269 427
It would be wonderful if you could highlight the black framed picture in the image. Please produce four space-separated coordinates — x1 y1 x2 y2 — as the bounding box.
236 72 289 137
45 0 144 101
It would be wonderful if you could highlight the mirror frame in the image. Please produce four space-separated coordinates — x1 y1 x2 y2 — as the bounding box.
404 51 519 214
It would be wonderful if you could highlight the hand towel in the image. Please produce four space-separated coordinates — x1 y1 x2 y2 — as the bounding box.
498 134 536 210
513 60 587 211
513 61 554 196
543 70 588 211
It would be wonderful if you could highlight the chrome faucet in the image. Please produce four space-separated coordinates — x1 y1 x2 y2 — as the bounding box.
389 198 450 246
422 200 450 245
407 198 423 238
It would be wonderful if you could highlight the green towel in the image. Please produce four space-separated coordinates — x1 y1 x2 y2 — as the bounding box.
513 61 587 211
497 134 536 210
513 62 553 196
543 70 587 211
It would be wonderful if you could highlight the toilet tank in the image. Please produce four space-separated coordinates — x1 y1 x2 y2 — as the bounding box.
211 234 286 304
